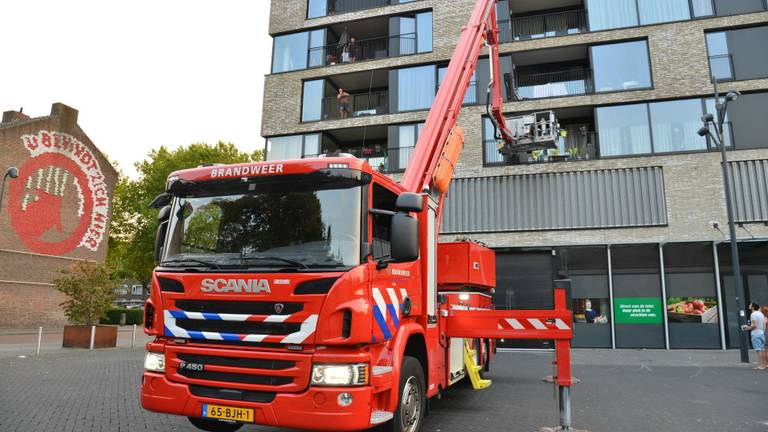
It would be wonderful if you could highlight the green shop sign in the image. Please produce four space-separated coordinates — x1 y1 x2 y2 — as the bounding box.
614 297 663 324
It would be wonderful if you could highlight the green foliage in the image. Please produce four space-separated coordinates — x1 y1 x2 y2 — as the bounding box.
54 261 118 326
101 308 144 325
108 142 263 283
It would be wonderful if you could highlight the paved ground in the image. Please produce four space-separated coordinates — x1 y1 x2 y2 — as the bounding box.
0 347 766 432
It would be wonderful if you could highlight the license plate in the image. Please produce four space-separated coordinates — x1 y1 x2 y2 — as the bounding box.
203 404 254 422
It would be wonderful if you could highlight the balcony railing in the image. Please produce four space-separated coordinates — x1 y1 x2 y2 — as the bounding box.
709 54 734 81
308 33 416 67
498 9 587 43
321 90 388 120
329 0 391 15
513 69 593 100
304 145 415 173
484 132 598 166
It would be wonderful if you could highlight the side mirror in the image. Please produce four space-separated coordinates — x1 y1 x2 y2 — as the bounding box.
154 205 171 263
149 192 172 209
396 192 423 213
390 211 419 262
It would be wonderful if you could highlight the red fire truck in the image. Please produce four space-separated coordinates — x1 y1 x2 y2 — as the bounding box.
140 1 575 431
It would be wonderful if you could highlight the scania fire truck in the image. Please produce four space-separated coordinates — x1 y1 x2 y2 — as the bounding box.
140 1 576 431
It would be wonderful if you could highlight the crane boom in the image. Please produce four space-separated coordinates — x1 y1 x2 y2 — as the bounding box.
400 0 514 196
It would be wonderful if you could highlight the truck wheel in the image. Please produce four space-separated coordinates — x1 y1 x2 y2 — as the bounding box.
188 417 243 432
481 339 490 377
383 356 426 432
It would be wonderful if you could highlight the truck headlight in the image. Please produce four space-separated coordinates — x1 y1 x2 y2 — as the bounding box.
311 363 368 386
144 352 165 373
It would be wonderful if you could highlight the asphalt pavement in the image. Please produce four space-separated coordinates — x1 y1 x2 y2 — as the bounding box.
0 346 765 432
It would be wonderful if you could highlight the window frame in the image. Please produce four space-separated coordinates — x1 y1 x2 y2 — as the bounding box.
588 38 654 94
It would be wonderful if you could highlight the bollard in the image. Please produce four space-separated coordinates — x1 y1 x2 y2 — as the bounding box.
558 385 572 431
89 325 96 350
131 324 137 349
36 326 43 356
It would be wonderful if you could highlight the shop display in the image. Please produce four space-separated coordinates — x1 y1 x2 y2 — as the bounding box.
667 297 718 323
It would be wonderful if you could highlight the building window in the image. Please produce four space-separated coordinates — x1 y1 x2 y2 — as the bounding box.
587 0 719 31
272 32 310 73
590 40 652 93
396 65 436 111
308 0 328 18
301 79 325 122
611 244 665 349
707 26 768 82
132 284 144 296
596 104 651 157
266 134 321 161
712 0 767 17
649 99 707 153
557 247 612 348
387 123 422 171
638 0 692 25
664 243 721 349
416 11 433 53
587 0 638 31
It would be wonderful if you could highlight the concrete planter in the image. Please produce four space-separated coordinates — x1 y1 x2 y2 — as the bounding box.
62 325 118 349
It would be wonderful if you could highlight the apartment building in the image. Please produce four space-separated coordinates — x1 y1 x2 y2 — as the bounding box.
262 0 768 350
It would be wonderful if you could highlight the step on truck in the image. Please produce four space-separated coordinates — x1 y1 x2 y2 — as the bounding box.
140 1 576 431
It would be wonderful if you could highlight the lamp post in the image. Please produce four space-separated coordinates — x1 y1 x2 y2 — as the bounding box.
697 79 749 364
0 166 19 218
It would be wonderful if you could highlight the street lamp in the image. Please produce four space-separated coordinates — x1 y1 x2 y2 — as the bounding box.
698 80 749 364
0 166 19 218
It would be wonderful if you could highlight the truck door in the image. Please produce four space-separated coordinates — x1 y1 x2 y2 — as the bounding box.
368 183 421 343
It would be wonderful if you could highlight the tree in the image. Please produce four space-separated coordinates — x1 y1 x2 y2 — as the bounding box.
108 142 263 283
54 261 117 326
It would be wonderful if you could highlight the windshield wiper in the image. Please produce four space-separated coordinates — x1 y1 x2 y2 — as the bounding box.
239 255 310 270
160 258 222 269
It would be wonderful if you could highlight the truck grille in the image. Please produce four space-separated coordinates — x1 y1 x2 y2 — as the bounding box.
190 385 276 403
178 353 294 370
167 346 311 393
178 369 292 386
176 319 300 336
175 300 303 315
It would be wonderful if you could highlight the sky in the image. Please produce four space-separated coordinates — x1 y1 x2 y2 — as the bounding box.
0 0 272 178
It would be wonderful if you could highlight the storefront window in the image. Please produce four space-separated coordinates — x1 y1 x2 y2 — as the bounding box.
664 243 721 349
611 244 665 348
719 241 768 349
558 246 612 348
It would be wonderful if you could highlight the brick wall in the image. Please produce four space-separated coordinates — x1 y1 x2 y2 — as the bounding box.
0 103 117 328
263 1 768 249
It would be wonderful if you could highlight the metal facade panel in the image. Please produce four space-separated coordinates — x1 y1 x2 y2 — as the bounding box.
441 167 668 233
729 160 768 223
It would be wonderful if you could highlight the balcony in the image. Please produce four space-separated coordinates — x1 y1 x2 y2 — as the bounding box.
509 44 593 100
321 90 388 120
309 33 417 67
513 68 593 100
496 0 587 43
303 125 414 173
484 105 597 166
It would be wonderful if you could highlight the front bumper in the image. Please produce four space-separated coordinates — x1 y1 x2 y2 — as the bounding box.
141 372 377 431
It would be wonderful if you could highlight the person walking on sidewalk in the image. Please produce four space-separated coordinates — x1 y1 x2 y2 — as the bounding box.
744 302 767 370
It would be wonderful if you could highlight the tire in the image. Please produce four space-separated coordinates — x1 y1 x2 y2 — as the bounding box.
481 339 490 377
381 356 426 432
188 417 243 432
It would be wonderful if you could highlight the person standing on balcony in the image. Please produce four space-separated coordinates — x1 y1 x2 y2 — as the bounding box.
347 37 358 62
337 88 351 119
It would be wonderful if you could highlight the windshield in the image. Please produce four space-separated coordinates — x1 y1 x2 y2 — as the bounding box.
162 178 362 270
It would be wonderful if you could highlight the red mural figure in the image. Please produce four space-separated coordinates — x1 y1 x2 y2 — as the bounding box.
7 131 109 256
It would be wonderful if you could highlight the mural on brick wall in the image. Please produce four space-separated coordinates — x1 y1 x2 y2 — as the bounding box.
7 130 110 255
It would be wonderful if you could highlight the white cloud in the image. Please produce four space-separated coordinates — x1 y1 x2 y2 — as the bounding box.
0 0 272 178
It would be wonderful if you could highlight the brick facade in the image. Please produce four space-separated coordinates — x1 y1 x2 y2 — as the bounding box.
261 1 768 249
0 103 117 328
